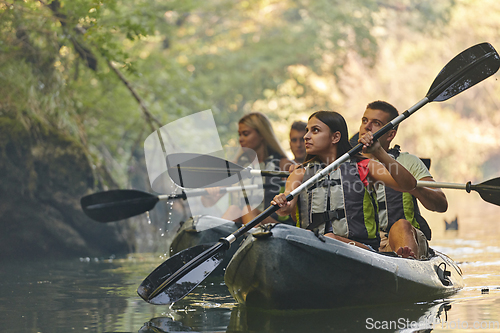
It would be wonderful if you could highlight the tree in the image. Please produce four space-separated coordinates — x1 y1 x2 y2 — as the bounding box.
0 0 457 257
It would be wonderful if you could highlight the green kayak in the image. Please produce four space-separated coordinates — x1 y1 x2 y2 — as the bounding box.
224 223 464 310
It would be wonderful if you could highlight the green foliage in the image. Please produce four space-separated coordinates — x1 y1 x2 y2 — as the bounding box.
0 0 455 187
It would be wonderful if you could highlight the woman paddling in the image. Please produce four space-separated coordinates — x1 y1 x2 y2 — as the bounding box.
272 111 416 253
202 112 294 225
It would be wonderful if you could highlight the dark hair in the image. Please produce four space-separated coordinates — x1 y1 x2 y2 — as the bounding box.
290 120 307 132
366 100 399 122
304 111 353 163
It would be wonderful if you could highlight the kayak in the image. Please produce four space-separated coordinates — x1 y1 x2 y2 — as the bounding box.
224 223 464 310
169 215 243 276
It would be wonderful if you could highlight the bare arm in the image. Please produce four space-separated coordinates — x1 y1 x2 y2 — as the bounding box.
360 132 416 191
271 165 305 216
410 176 448 212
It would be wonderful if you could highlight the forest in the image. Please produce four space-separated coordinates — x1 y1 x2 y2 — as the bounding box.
1 0 499 258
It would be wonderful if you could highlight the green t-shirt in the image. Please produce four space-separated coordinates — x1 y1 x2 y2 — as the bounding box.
396 152 432 181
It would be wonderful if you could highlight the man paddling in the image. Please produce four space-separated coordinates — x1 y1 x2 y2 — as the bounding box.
358 100 448 259
289 121 307 164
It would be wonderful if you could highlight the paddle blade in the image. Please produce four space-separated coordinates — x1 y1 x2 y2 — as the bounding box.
80 189 159 222
166 153 248 188
138 243 226 305
427 42 500 102
473 177 500 206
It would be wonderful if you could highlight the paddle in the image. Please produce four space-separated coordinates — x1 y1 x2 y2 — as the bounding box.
80 182 285 223
418 177 500 206
138 42 500 305
166 152 289 188
350 134 432 170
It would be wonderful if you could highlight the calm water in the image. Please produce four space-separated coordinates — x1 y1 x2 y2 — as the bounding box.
1 192 500 332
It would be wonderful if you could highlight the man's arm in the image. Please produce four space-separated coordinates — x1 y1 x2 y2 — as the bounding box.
410 176 448 212
361 132 417 192
397 153 448 213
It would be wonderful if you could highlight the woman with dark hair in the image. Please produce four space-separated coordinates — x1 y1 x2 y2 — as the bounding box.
272 111 416 253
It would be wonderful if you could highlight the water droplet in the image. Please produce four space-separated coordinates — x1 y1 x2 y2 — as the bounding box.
146 211 152 224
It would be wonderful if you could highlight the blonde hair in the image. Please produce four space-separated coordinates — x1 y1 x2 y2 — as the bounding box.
238 112 288 159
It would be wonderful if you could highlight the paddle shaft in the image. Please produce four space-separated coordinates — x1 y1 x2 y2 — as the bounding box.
418 180 500 194
174 166 289 178
417 180 468 191
164 181 285 200
248 169 289 177
418 179 500 207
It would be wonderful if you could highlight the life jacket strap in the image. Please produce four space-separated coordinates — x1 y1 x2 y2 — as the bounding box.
306 209 346 230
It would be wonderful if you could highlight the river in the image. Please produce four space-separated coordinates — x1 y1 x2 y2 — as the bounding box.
1 191 499 332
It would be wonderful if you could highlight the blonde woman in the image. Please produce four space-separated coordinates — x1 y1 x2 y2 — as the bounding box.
202 112 294 225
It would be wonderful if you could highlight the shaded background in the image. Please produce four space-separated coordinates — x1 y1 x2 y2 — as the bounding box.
1 0 500 259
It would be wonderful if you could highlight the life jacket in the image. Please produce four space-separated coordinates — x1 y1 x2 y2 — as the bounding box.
297 159 380 249
377 145 432 240
236 153 295 225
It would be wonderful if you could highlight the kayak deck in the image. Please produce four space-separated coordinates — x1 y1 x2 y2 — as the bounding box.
224 224 464 310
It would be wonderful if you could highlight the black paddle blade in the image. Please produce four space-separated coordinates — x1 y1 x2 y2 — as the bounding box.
427 42 500 102
138 243 226 305
472 177 500 206
166 153 249 188
80 189 159 222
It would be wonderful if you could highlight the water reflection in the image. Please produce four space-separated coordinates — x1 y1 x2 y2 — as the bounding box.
2 249 500 333
135 276 456 332
139 317 192 332
226 302 453 332
0 258 130 332
138 301 453 332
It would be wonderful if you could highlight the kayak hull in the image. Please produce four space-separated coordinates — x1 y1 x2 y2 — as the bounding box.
169 215 242 276
224 224 464 310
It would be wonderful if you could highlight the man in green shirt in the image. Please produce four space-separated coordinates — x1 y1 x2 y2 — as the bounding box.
289 121 307 164
358 100 448 259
